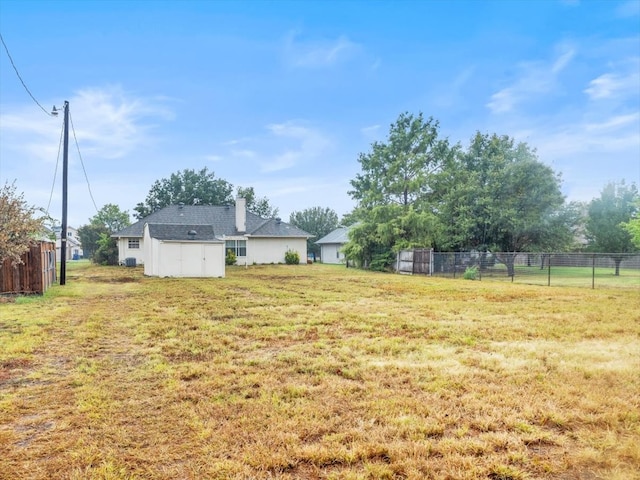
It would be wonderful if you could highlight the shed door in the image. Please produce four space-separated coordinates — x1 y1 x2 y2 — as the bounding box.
180 244 203 276
203 244 223 277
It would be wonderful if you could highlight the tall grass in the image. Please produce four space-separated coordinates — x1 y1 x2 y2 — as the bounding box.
1 262 639 479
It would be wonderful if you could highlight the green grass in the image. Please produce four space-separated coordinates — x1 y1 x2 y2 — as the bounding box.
1 262 639 479
478 264 640 288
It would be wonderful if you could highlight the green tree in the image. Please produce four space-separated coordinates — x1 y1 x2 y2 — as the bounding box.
134 167 234 219
436 133 566 275
236 186 279 218
78 204 131 261
289 207 339 259
620 199 640 249
77 223 108 260
0 182 47 266
586 181 639 275
349 112 454 210
346 112 454 269
342 205 438 269
92 203 131 233
93 232 119 266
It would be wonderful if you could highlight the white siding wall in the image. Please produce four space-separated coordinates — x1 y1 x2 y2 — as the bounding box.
118 238 145 265
143 237 159 276
143 226 224 277
155 242 225 277
320 244 345 264
247 237 307 264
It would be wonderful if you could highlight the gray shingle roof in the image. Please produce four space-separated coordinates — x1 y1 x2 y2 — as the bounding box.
249 218 312 237
113 205 311 239
315 226 351 245
147 224 222 242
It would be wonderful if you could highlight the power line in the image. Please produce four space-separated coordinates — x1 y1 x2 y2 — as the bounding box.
0 32 53 117
69 111 99 214
46 119 65 216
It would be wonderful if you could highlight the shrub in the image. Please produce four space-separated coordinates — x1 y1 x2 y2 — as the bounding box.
463 266 478 280
285 249 300 265
94 234 119 265
369 251 395 272
225 249 237 265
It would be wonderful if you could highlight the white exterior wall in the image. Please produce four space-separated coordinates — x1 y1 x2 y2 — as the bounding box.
320 243 345 264
149 241 224 277
143 234 157 276
247 237 307 264
118 238 145 265
143 225 224 277
55 226 83 260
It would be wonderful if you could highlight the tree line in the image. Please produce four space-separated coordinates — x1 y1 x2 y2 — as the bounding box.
2 111 638 270
343 112 639 273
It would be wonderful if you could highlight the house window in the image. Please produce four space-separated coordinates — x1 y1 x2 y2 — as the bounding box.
225 239 247 257
128 239 140 249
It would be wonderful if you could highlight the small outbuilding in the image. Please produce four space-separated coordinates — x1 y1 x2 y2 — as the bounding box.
315 226 351 264
143 223 225 278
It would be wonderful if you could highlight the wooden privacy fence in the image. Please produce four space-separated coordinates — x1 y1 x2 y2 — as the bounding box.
0 241 57 295
396 249 433 275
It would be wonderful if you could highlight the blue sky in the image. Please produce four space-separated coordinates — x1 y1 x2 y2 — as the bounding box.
1 0 639 228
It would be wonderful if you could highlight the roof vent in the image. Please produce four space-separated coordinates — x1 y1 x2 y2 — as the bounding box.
188 230 197 239
276 217 281 224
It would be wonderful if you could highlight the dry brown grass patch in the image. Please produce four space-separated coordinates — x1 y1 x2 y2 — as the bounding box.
0 262 638 479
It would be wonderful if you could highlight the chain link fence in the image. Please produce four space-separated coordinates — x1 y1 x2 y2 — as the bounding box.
397 250 640 288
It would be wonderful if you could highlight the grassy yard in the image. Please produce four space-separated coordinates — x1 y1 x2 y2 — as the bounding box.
1 262 639 480
478 265 640 288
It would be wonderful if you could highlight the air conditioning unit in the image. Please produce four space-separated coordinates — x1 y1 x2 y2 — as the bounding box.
125 257 136 267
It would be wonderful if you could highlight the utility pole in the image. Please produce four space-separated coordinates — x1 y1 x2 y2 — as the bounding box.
61 101 69 285
52 101 69 285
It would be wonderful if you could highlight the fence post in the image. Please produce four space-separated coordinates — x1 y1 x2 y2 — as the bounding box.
430 249 434 276
592 254 595 289
548 253 551 286
453 253 456 279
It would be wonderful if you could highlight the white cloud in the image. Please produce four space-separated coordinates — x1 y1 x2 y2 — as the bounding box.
585 113 640 132
262 150 300 173
0 86 174 226
486 44 575 114
283 31 360 68
260 121 330 172
360 124 381 138
584 69 640 100
0 85 173 164
551 47 575 73
230 149 257 159
483 36 639 203
244 175 355 220
214 121 331 174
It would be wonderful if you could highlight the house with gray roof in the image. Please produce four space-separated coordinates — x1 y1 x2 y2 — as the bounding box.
315 226 351 264
112 198 311 276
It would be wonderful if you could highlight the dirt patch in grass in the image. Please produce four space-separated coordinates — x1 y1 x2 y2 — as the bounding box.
1 263 638 479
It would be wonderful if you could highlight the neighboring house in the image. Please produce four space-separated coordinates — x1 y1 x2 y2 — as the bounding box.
315 226 351 264
52 226 83 261
112 198 311 275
